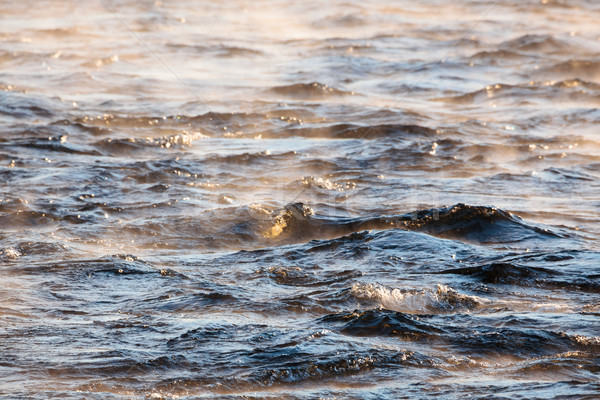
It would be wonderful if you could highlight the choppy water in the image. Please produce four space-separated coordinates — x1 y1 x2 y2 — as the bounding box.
1 0 600 398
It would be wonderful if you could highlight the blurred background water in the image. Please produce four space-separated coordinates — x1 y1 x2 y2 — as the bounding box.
1 0 599 398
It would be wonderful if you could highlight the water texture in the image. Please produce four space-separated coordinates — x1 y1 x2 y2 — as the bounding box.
1 0 599 398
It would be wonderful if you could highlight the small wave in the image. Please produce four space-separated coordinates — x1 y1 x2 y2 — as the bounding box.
264 122 436 140
300 176 356 192
437 262 557 284
350 283 483 314
94 131 207 155
204 150 296 166
469 49 531 63
261 203 316 240
51 119 112 136
404 204 564 244
284 176 357 199
0 209 98 228
0 248 21 260
252 352 379 386
453 328 581 359
320 309 594 359
82 55 119 68
259 265 316 286
72 111 314 138
167 42 264 58
571 334 600 348
4 200 561 252
257 265 362 288
438 262 600 293
268 82 353 99
166 324 252 349
540 167 598 182
513 351 599 380
156 291 239 312
252 203 563 247
162 322 418 392
313 14 366 28
438 79 600 104
37 27 83 38
152 349 415 395
320 309 442 339
20 254 177 279
0 91 55 118
499 34 571 54
538 59 600 82
1 135 101 156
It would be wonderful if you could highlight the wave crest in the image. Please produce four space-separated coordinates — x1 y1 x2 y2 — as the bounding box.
350 283 483 314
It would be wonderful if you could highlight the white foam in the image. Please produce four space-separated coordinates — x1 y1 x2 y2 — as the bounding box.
1 248 21 259
350 282 485 314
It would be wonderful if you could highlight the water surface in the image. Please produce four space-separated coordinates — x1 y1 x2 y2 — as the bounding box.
1 0 600 398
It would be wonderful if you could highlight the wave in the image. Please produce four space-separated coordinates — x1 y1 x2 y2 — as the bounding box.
0 91 55 118
50 119 112 136
538 59 600 82
159 321 424 394
320 308 600 358
267 82 353 99
320 309 443 341
264 122 437 139
0 207 104 228
155 291 240 312
0 136 101 156
469 49 531 63
437 262 557 284
167 42 264 58
150 348 419 396
142 202 564 250
438 79 600 104
70 110 321 139
258 265 362 288
256 202 563 247
64 112 435 141
20 254 151 275
350 283 483 314
93 131 207 155
0 198 564 251
250 352 380 385
439 262 600 293
499 34 572 54
0 248 22 260
512 351 600 380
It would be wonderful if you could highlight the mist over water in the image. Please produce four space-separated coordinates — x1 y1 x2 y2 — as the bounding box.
1 0 599 398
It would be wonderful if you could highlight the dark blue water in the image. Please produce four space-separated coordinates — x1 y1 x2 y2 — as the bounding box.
1 0 599 398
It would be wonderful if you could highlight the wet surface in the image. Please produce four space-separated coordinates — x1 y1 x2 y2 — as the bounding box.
1 0 599 398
